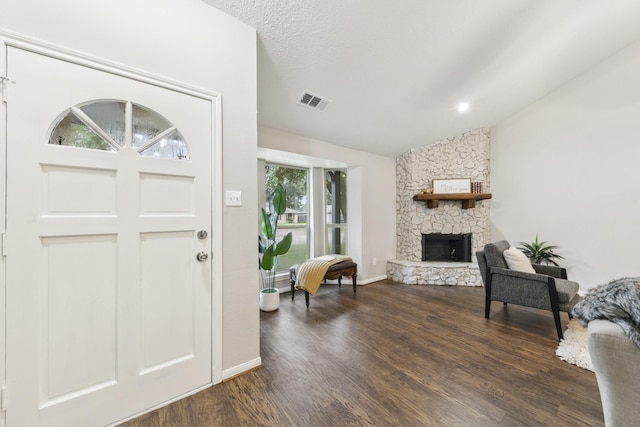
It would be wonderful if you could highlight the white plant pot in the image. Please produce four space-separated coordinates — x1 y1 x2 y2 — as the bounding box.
259 288 280 312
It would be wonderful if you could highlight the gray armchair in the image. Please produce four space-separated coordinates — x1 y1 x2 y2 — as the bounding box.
476 240 581 340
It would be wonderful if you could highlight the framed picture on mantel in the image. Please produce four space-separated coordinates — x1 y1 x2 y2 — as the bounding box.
432 178 471 194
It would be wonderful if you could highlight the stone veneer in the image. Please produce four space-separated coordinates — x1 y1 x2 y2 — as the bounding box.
386 260 482 286
389 128 490 286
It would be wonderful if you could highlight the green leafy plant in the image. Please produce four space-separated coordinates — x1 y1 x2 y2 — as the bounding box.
517 235 565 266
258 183 293 293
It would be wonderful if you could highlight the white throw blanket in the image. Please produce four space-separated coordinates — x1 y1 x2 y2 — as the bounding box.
296 255 352 295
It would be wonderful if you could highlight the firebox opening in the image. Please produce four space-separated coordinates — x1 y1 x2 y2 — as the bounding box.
422 233 472 262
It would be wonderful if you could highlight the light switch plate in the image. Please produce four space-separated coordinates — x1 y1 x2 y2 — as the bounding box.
225 190 242 206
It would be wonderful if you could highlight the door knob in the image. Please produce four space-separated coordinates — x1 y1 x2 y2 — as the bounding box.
196 251 209 262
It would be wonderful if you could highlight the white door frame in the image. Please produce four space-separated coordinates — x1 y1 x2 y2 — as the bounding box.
0 31 224 425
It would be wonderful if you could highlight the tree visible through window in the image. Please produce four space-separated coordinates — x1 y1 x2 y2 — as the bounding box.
48 100 190 161
265 164 308 273
326 170 347 255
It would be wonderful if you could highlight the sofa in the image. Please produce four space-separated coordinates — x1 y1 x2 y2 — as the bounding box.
588 319 640 427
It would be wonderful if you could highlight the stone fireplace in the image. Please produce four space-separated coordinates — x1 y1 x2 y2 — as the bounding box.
387 128 490 286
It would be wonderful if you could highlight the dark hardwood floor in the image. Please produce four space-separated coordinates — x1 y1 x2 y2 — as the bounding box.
122 280 604 426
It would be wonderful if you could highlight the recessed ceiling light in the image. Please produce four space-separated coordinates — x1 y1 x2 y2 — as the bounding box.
457 102 470 113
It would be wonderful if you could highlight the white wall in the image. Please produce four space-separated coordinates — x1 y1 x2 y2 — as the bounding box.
259 126 396 282
491 39 640 291
0 0 260 375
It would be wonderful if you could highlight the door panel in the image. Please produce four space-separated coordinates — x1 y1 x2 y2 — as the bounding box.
41 234 118 406
139 173 194 215
5 46 214 426
42 165 118 215
140 231 195 372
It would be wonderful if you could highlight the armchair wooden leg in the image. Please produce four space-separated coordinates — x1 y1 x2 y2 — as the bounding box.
548 277 564 341
290 279 296 300
485 299 491 318
553 309 564 341
485 275 492 319
304 291 310 308
352 273 357 293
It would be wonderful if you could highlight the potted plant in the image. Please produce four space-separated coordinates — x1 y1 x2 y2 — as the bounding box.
517 235 565 266
258 183 292 311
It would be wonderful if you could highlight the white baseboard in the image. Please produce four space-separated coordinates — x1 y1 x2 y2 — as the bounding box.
358 275 387 285
222 357 262 381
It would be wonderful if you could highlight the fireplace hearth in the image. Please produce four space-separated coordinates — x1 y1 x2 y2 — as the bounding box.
422 233 472 262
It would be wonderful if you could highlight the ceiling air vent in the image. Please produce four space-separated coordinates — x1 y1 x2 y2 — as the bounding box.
298 90 330 112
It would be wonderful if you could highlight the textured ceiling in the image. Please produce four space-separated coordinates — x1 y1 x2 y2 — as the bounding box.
202 0 640 157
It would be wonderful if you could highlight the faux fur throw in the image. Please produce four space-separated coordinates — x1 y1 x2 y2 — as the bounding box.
572 277 640 349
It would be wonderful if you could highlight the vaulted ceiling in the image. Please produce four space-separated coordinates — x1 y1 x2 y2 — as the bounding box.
202 0 640 157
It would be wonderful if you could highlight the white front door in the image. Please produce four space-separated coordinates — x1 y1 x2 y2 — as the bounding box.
5 46 214 426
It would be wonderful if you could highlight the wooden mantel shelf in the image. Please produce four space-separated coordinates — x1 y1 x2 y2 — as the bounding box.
413 193 492 209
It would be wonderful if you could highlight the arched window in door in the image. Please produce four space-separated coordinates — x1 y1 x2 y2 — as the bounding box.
48 100 190 160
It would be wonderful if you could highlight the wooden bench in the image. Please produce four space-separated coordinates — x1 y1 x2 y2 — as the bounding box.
289 260 358 307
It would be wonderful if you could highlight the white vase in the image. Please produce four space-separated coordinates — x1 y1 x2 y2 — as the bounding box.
259 288 280 312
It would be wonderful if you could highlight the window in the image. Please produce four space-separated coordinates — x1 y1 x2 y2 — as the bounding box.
260 162 348 279
48 100 189 160
325 170 347 254
265 164 308 274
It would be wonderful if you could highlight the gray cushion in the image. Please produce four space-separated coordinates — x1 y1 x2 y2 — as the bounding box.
554 278 579 304
483 240 511 269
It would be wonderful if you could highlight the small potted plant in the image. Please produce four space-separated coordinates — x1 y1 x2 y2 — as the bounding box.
517 235 565 266
258 183 292 311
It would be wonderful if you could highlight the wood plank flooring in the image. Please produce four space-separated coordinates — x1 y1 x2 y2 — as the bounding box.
122 280 604 426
